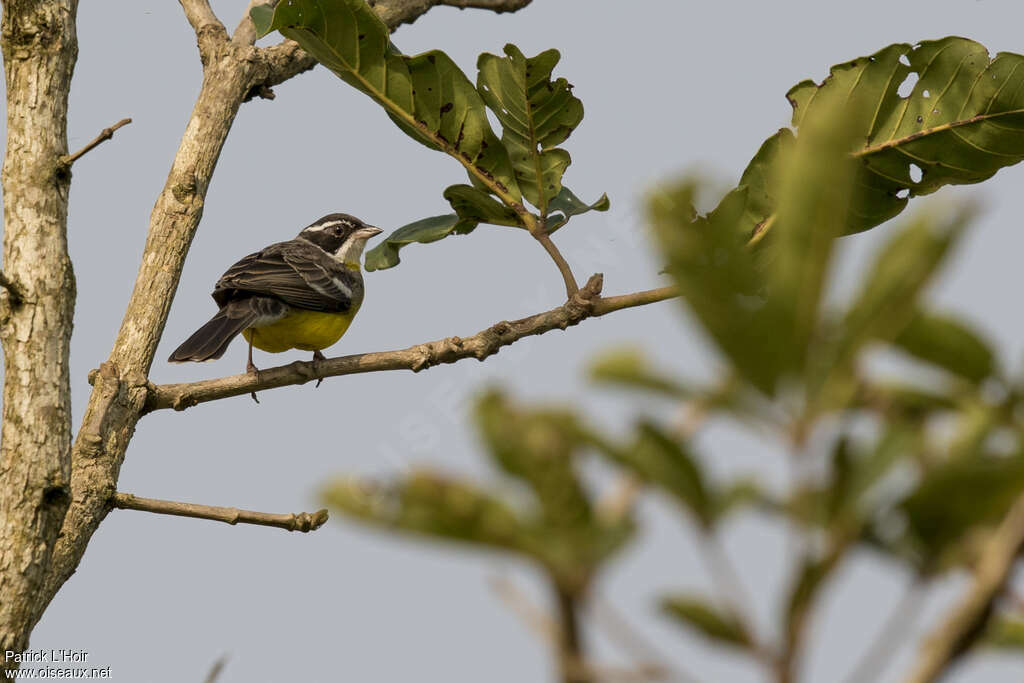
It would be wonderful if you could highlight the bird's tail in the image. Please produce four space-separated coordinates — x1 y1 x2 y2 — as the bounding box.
168 301 260 363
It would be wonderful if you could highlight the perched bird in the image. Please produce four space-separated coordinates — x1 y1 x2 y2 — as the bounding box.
168 213 382 381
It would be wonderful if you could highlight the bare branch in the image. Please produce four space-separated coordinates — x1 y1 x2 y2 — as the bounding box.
179 0 228 57
593 286 678 315
843 582 926 683
112 493 328 533
902 492 1024 683
58 118 131 169
371 0 534 29
202 656 228 683
440 0 533 10
0 269 26 305
145 276 677 412
180 0 225 35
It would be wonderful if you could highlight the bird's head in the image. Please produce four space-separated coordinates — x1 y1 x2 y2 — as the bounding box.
297 213 383 267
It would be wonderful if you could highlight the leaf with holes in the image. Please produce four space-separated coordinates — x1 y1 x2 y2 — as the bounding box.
252 0 522 211
364 214 477 271
477 44 584 216
712 37 1024 240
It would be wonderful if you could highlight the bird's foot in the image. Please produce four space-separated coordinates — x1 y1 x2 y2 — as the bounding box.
247 361 261 404
312 350 326 388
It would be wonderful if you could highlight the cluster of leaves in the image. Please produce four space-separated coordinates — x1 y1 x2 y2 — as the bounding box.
257 12 1024 677
324 390 633 597
252 0 608 271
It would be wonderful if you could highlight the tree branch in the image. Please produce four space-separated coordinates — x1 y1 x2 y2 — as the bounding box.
143 276 677 412
232 0 267 46
902 492 1024 683
0 0 78 662
440 0 533 10
112 493 328 532
179 0 226 44
58 118 131 169
370 0 534 29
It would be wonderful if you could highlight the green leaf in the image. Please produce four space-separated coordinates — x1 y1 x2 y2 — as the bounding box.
588 346 690 397
322 472 530 552
254 0 523 209
443 184 521 226
474 390 592 530
710 478 765 521
902 452 1024 567
784 558 834 650
661 595 752 649
602 421 712 526
718 37 1024 240
983 616 1024 651
477 45 583 215
893 311 997 384
766 87 865 376
364 214 477 271
651 182 785 394
708 129 793 242
833 209 970 374
547 187 610 232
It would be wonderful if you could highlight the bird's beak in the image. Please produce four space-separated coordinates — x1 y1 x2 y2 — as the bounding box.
358 226 383 239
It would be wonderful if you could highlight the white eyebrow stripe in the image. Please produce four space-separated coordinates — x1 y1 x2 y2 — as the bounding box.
306 220 347 232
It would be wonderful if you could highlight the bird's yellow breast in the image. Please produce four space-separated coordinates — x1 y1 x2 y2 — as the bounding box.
242 308 357 354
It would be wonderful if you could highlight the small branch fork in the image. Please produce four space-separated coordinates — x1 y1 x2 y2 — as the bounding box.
141 277 679 412
58 118 132 169
111 493 328 532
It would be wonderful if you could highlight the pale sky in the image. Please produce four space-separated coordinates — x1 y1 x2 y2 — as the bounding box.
14 1 1024 681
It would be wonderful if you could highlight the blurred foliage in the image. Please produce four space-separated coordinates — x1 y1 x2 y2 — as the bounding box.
291 15 1024 679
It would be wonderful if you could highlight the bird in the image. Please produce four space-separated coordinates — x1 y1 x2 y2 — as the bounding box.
168 213 383 388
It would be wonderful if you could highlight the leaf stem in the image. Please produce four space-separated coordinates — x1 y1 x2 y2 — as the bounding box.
535 231 579 298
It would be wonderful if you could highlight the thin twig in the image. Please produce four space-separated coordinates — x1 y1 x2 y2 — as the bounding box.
202 656 228 683
0 270 26 305
372 0 533 28
58 118 132 168
697 532 775 667
490 574 559 643
843 581 926 683
111 493 328 532
146 278 679 413
440 0 534 11
902 492 1024 683
536 232 580 298
591 594 702 683
592 286 678 315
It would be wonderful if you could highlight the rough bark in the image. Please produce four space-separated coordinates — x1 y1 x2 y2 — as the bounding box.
0 0 79 656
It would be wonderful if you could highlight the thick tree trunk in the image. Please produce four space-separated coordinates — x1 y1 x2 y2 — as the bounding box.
0 0 79 661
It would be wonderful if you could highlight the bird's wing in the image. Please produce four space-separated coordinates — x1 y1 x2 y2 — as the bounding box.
212 241 357 312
